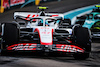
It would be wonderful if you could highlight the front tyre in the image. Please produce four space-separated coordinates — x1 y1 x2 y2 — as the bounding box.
1 22 19 55
73 26 91 60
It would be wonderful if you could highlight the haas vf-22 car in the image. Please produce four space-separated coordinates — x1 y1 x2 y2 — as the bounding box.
0 7 91 60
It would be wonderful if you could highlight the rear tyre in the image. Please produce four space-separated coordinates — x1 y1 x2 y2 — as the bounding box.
73 26 91 60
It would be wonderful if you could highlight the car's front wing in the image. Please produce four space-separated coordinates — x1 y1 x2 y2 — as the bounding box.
7 43 84 53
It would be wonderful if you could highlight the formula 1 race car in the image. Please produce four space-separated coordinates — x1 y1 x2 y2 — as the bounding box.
0 7 91 60
75 5 100 38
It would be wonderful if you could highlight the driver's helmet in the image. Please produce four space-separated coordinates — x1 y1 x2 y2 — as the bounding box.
45 20 49 26
89 14 93 19
38 19 43 26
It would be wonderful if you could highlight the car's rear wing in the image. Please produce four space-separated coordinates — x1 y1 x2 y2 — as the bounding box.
14 12 64 21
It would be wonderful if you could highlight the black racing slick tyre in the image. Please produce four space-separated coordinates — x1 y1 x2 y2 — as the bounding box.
73 26 91 60
2 22 19 49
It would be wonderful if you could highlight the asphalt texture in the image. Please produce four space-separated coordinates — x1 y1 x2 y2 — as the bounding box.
0 0 100 67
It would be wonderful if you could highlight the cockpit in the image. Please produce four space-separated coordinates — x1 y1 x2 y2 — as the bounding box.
30 17 57 27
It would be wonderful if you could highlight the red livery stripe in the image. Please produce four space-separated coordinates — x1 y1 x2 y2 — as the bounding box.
25 14 31 20
7 43 37 50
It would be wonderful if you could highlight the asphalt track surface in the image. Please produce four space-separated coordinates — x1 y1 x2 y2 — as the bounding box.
0 0 100 67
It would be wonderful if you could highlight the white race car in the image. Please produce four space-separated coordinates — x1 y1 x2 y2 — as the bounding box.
0 7 91 60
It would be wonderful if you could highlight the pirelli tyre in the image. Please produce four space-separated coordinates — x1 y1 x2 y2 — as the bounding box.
1 22 19 55
73 26 91 60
